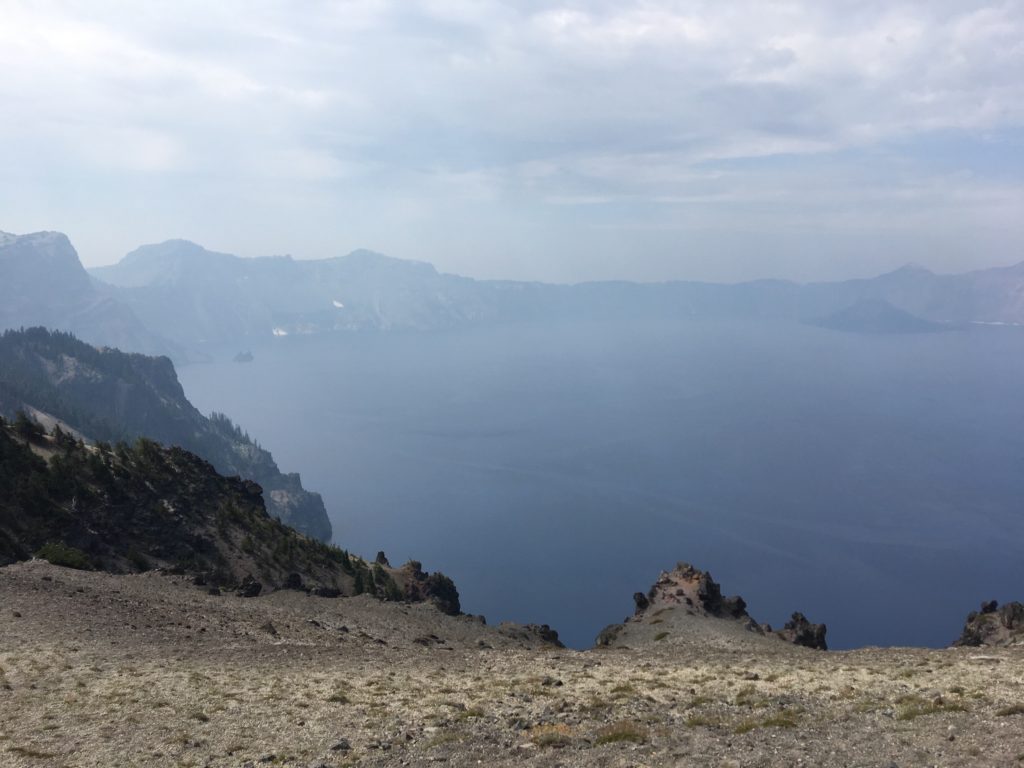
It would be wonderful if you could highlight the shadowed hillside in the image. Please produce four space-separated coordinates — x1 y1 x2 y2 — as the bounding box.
0 414 458 612
0 328 331 540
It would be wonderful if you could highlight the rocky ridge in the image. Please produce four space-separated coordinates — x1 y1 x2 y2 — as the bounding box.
596 562 827 651
954 600 1024 648
0 416 459 616
0 327 331 540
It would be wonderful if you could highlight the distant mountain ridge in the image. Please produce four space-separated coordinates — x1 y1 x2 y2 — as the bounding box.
90 240 491 346
0 328 332 541
3 229 1023 357
88 237 1024 349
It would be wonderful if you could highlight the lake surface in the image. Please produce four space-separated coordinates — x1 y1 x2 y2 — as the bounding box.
179 319 1024 649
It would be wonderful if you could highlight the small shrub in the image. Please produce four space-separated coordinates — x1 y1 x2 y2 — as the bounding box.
997 704 1024 717
13 411 45 441
654 631 669 641
734 683 758 706
35 542 91 570
127 550 151 572
895 695 967 721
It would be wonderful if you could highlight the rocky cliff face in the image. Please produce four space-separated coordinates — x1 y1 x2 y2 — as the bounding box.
596 561 827 650
0 231 174 356
90 240 507 346
954 600 1024 647
0 327 332 541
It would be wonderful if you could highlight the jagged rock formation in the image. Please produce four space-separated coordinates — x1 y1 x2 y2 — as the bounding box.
596 561 827 650
505 623 564 648
398 560 461 616
0 327 331 540
771 612 830 650
0 416 456 608
954 600 1024 647
634 562 751 621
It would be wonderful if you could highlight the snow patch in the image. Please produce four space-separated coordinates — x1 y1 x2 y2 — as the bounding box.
272 327 289 337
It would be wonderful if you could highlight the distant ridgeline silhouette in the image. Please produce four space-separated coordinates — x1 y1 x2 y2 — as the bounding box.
2 230 1022 356
83 236 1023 350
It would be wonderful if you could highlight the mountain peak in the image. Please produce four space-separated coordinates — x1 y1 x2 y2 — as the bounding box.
0 229 76 252
94 240 241 289
813 298 946 334
885 262 934 278
334 248 439 275
0 230 89 288
121 239 233 265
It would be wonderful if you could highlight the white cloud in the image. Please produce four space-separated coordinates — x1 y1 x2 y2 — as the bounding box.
0 0 1021 280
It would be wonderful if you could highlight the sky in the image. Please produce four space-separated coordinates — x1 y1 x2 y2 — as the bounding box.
1 1 1023 283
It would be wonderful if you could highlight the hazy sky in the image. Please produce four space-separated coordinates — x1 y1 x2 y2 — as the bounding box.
2 1 1022 283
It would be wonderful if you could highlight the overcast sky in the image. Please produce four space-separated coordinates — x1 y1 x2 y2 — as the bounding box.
1 1 1022 282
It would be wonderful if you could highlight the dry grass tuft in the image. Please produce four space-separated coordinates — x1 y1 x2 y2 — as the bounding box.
594 719 648 745
529 723 573 747
734 710 800 734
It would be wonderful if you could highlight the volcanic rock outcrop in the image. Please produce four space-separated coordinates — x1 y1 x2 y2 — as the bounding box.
954 600 1024 647
596 561 827 650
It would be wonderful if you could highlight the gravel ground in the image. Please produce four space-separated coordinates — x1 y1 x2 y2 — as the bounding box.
2 560 1024 768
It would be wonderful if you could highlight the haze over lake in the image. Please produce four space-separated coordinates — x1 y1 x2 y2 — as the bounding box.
179 319 1024 649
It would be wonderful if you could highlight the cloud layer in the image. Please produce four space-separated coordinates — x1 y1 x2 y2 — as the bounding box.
2 1 1022 281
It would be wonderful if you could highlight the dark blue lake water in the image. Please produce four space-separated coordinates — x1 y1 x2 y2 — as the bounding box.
178 319 1024 649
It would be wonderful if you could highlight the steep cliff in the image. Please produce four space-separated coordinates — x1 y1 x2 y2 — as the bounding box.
0 328 331 540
